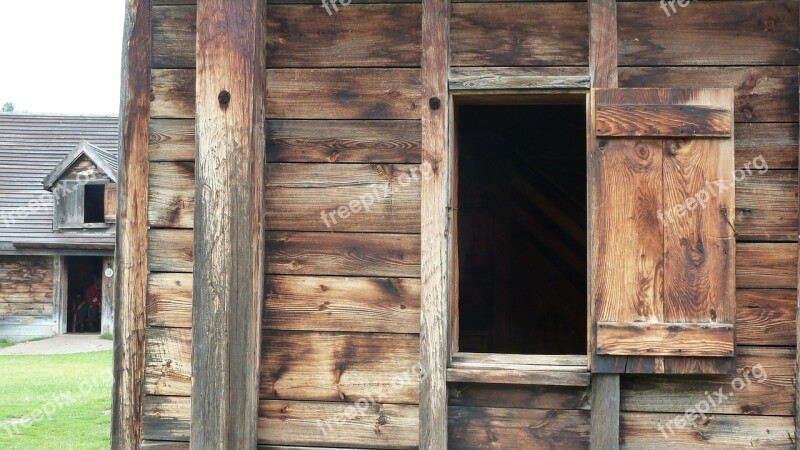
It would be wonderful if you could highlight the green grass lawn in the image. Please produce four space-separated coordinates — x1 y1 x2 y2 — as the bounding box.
0 351 112 449
0 340 13 349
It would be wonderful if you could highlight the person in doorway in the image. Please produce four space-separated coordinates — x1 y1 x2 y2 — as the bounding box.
76 276 102 332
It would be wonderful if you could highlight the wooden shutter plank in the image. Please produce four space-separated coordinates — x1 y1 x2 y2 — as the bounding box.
596 104 732 137
596 322 735 357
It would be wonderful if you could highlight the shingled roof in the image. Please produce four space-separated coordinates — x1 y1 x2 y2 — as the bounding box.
0 113 119 254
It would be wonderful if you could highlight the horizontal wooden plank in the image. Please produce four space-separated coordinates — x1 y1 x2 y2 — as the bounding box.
451 3 588 67
151 69 194 119
266 163 421 233
147 273 192 328
148 229 193 273
596 323 735 357
736 243 797 289
620 412 794 448
149 119 195 161
736 123 798 170
262 330 419 403
596 104 732 137
449 67 590 90
736 290 796 346
451 353 587 367
144 327 191 396
266 231 420 277
447 366 590 387
618 1 799 66
149 162 195 228
266 69 421 120
267 5 421 68
265 275 420 333
448 383 591 410
448 407 590 449
266 120 421 164
736 170 798 241
142 395 191 441
258 400 418 448
621 346 795 417
618 66 798 123
152 5 195 68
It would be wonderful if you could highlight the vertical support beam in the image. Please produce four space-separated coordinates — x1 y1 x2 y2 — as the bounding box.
421 0 450 447
589 0 621 448
111 0 151 447
191 0 266 448
794 64 800 450
102 256 116 335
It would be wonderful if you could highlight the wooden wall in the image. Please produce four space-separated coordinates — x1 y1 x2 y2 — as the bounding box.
0 256 56 341
141 0 798 448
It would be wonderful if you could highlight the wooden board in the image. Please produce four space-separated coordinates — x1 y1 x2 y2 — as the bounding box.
448 407 590 449
264 275 420 333
450 3 588 67
266 69 422 120
736 123 798 170
449 67 590 90
620 412 794 448
147 273 192 328
619 66 799 123
448 383 590 411
736 243 798 289
151 69 194 118
621 346 795 417
617 1 799 66
148 229 193 273
266 120 421 164
149 119 195 162
736 170 798 242
595 104 732 137
152 5 195 68
597 323 734 357
148 162 194 228
144 327 192 396
266 231 420 277
736 290 796 346
261 330 419 404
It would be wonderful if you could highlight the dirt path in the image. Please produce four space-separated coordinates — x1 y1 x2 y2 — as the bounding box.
0 334 112 355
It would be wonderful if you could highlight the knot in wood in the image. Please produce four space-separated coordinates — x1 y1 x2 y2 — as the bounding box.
218 90 231 107
429 97 441 110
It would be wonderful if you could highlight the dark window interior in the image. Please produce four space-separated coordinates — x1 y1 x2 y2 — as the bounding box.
456 101 587 355
84 184 105 223
66 256 103 333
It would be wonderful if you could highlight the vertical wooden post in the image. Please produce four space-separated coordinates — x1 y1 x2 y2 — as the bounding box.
420 0 450 447
111 0 151 447
102 256 116 335
191 0 266 448
589 0 621 448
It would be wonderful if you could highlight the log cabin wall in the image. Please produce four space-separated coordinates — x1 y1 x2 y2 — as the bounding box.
0 256 56 341
614 1 798 446
138 0 799 448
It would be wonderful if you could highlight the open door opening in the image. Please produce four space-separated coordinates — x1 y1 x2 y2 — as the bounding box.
65 256 104 333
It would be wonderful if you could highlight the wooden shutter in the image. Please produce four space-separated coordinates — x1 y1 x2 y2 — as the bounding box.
590 88 736 374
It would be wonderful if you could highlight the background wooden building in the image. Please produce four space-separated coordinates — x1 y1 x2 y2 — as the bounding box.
0 114 118 341
113 0 800 448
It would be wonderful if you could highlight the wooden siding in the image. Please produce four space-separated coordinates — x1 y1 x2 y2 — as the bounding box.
0 256 55 340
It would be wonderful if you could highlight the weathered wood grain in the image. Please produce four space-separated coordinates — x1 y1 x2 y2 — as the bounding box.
591 374 620 450
144 327 192 396
112 0 151 446
267 120 421 164
448 407 590 449
142 395 190 441
736 170 798 242
148 229 193 273
449 67 590 90
597 323 735 357
619 66 799 123
152 5 195 68
148 162 194 228
621 346 795 417
265 163 421 233
736 243 798 289
264 275 420 333
266 231 420 278
618 1 799 66
149 119 195 161
596 104 732 137
590 0 618 88
420 0 450 447
258 400 419 448
736 290 796 346
150 69 194 118
261 330 419 403
446 366 590 387
266 69 421 120
147 273 192 328
620 412 795 448
736 123 798 170
451 3 588 67
448 383 591 410
192 0 265 446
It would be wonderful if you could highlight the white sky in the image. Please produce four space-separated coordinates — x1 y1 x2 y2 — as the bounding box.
0 0 125 115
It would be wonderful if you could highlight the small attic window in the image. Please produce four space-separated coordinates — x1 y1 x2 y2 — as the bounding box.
84 184 106 223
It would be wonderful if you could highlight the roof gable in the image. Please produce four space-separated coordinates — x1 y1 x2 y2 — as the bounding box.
42 140 118 190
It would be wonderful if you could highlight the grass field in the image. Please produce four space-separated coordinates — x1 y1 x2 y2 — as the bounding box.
0 351 112 449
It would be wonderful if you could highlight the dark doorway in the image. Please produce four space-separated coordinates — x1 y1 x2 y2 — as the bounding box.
65 256 104 333
456 98 587 355
84 184 106 223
